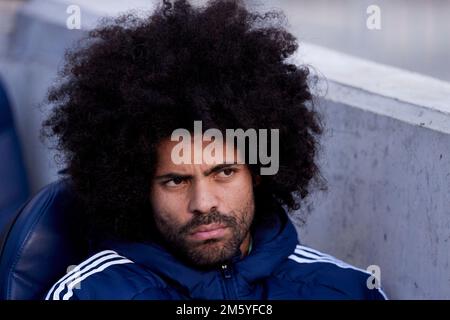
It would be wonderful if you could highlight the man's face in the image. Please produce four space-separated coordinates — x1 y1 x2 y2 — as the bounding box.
150 137 255 267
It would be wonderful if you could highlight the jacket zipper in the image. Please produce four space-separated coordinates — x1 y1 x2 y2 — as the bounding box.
220 263 236 299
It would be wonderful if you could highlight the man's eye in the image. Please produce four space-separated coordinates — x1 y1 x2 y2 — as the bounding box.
217 168 235 178
165 177 185 187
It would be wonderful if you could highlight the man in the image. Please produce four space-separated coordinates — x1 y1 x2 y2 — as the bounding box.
43 0 387 300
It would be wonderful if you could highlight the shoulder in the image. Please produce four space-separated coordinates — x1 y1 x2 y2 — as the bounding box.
274 244 388 300
45 250 174 300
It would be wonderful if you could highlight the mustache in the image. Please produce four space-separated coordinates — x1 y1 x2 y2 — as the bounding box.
179 210 237 235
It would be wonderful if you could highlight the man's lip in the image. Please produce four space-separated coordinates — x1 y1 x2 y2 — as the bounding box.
189 224 228 241
190 223 227 234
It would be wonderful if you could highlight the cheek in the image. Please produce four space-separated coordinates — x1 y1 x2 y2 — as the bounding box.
222 174 255 212
150 187 187 226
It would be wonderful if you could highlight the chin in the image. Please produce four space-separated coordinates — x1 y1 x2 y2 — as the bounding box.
186 243 235 268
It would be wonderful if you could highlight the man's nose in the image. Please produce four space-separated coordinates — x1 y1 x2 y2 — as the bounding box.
187 179 219 215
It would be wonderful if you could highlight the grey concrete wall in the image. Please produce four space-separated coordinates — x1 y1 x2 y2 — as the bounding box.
297 96 450 299
292 45 450 299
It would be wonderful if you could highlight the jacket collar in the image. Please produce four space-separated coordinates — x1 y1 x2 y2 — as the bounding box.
103 205 298 298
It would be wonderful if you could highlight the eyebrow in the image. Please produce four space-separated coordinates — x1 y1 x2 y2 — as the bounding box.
153 163 238 181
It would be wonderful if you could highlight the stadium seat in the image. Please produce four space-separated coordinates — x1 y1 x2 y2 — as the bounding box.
0 179 88 299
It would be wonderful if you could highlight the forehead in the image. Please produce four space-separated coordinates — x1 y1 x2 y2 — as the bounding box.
154 135 244 170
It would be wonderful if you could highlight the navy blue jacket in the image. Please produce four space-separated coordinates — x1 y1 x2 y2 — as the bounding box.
45 207 387 300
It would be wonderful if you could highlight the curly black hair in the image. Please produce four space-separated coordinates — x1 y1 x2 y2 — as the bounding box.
42 0 324 242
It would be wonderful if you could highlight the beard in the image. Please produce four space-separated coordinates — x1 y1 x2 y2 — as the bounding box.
154 203 254 268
